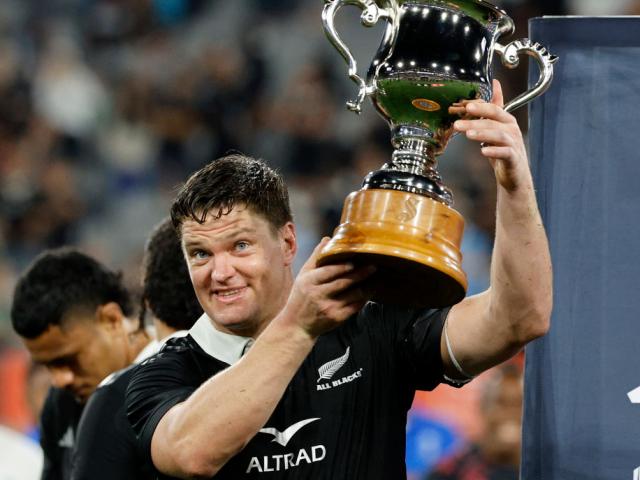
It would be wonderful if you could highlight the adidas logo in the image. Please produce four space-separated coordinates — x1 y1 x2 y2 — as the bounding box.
58 426 74 448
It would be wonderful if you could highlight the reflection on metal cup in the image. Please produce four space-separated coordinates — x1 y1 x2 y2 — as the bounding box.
320 0 557 307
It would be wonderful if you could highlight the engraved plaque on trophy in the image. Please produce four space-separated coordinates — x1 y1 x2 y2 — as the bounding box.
320 0 557 307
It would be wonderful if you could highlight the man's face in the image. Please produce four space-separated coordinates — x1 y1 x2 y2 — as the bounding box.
23 307 131 403
181 206 296 336
482 373 523 464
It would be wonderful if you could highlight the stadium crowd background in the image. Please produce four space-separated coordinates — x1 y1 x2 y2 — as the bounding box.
1 0 638 478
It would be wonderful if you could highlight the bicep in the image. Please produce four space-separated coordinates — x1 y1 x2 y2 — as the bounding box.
150 402 187 474
126 362 196 475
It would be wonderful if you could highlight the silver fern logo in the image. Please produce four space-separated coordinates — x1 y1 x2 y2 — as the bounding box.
316 347 363 391
317 347 350 383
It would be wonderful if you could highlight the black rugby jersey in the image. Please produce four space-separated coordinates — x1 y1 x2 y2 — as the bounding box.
40 387 84 480
127 303 456 479
70 365 154 480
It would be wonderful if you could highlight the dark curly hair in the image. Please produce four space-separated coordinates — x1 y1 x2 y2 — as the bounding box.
141 218 202 331
170 154 292 234
11 248 133 339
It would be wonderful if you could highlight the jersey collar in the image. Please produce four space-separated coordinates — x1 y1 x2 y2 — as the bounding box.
189 314 253 365
133 329 189 364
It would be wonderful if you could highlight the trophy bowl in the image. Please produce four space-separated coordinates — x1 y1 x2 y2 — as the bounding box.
319 0 557 308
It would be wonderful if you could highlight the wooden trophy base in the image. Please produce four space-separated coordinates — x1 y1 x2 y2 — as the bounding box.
317 188 467 308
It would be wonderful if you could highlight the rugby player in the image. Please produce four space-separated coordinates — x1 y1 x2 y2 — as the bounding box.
70 218 203 479
11 249 148 480
126 81 552 478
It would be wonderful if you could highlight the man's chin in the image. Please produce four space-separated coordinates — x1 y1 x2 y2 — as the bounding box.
72 388 94 404
211 314 260 337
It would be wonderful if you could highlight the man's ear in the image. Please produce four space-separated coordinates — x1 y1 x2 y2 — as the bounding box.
280 222 297 266
96 302 125 333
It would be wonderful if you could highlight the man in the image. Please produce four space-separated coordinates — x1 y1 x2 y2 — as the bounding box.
71 218 203 479
425 362 524 480
126 80 552 479
11 249 149 480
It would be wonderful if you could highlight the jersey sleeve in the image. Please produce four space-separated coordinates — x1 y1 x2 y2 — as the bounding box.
382 304 458 391
39 389 65 480
71 370 151 480
125 350 198 466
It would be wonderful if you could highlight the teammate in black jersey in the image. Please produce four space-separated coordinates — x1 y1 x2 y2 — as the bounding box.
11 249 149 480
126 81 552 479
70 218 203 480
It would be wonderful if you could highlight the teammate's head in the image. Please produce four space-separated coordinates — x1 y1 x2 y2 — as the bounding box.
142 218 203 332
171 154 297 337
11 248 143 402
170 153 293 236
478 362 524 466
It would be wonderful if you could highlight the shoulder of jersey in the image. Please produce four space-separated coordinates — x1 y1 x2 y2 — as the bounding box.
137 335 194 368
160 335 194 354
98 363 138 388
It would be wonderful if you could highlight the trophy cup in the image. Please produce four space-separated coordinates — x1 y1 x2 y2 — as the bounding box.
320 0 557 308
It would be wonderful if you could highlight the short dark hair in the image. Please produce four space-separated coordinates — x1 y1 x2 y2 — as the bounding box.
170 154 292 233
11 249 133 339
141 218 202 331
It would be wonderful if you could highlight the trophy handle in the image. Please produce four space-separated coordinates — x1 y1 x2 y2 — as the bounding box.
495 39 559 113
322 0 393 114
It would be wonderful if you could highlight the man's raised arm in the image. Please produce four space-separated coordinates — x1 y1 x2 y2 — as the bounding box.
442 80 552 380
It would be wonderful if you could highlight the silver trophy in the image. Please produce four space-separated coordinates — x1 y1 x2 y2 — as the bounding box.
319 0 557 307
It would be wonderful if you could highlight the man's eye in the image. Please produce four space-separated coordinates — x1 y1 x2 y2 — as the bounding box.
48 355 75 368
235 241 250 251
193 250 209 260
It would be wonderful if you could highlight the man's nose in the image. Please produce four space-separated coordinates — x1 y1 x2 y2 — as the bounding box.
49 367 74 390
212 253 235 282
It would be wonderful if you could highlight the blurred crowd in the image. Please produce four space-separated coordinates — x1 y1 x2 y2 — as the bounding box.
1 0 639 478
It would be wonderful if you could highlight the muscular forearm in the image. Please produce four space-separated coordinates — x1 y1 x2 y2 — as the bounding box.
490 175 552 344
444 178 552 377
444 82 552 378
153 315 315 478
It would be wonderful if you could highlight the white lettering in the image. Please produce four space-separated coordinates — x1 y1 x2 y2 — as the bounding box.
296 448 311 465
284 452 295 469
312 445 326 462
246 457 262 473
263 455 274 472
246 445 327 473
319 368 364 391
331 369 363 388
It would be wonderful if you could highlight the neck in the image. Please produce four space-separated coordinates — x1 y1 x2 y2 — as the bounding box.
128 330 151 361
154 319 178 342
